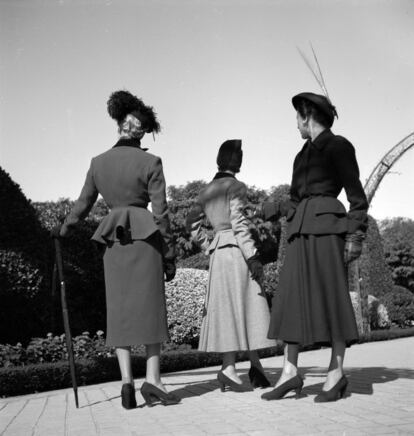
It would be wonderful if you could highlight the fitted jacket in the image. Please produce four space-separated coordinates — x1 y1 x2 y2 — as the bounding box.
61 138 175 259
186 174 257 260
264 129 368 241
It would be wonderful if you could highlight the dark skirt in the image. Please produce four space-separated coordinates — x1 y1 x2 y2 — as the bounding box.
103 233 169 346
268 234 358 347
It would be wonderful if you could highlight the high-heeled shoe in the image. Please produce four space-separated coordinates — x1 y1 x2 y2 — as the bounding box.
217 371 249 392
261 374 303 400
314 375 348 403
140 382 181 407
121 383 137 409
248 366 271 388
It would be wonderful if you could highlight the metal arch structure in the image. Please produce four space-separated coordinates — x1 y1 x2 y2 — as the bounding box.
351 131 414 335
364 132 414 205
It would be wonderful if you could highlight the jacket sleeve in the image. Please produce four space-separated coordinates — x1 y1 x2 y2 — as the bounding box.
185 202 211 253
329 138 369 233
148 157 175 260
262 158 299 222
229 182 257 260
61 160 98 235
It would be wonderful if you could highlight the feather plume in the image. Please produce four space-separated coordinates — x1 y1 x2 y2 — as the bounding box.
297 42 338 118
297 44 329 99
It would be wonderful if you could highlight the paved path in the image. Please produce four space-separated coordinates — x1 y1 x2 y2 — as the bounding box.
1 337 413 436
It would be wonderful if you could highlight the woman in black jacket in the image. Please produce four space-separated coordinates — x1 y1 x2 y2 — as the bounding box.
261 93 368 402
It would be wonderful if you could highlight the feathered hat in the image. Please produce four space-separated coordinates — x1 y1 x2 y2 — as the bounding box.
107 90 161 134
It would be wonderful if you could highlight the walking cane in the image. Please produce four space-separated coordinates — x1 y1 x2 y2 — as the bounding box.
53 238 79 408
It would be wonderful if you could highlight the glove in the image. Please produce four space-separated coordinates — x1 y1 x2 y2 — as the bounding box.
164 259 176 282
50 225 63 239
344 231 365 265
260 200 291 222
247 255 264 283
278 199 291 218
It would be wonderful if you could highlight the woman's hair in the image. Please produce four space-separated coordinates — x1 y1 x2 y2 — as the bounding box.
295 98 334 128
107 90 161 133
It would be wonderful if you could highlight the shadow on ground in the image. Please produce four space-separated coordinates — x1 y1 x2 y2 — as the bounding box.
81 366 414 407
166 366 414 400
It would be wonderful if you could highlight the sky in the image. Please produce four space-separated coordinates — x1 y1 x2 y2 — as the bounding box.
1 0 413 220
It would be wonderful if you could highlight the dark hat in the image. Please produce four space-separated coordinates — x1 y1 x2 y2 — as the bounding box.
107 90 161 133
217 139 243 173
292 92 338 126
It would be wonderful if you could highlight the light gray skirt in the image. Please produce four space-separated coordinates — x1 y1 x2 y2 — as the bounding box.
199 232 276 352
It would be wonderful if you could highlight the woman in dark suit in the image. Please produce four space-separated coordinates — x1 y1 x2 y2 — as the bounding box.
54 90 180 409
261 93 368 402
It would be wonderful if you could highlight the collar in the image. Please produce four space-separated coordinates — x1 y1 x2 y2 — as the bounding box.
310 129 334 150
113 138 148 151
213 172 236 180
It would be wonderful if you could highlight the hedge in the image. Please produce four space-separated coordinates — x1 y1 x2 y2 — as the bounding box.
382 286 414 327
0 346 284 397
2 328 414 397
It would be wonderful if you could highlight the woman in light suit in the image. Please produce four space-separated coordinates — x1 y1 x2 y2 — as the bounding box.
187 140 276 391
54 90 180 409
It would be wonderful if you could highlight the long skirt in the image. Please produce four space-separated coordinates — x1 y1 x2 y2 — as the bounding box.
103 233 169 346
199 244 276 353
268 234 358 347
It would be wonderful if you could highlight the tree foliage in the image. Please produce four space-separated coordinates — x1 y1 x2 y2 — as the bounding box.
383 285 414 327
380 218 414 293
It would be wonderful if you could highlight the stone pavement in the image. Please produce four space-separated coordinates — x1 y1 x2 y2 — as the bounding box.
1 337 413 436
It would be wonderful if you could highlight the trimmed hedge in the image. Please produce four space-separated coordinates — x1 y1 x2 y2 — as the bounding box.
382 286 414 327
0 345 284 397
0 167 52 344
165 269 207 346
2 328 414 397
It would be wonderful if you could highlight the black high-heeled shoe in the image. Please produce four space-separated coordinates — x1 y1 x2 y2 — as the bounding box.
140 382 181 407
248 366 271 388
217 371 250 392
261 374 303 400
314 375 348 403
121 383 137 409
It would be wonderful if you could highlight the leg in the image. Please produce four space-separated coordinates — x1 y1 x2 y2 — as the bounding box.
140 343 181 405
323 340 345 390
145 343 169 393
248 350 271 388
221 351 242 384
116 346 137 409
115 346 133 385
275 342 299 387
261 343 303 400
248 350 265 372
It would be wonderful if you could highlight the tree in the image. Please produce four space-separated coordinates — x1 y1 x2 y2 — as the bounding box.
380 218 414 293
0 166 52 344
167 181 208 259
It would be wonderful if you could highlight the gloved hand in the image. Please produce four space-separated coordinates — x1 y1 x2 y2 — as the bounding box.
260 200 291 222
164 259 176 282
247 255 264 283
278 199 291 218
50 225 63 239
344 231 365 265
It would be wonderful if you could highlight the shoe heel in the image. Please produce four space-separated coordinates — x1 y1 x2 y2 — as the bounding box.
294 387 302 399
339 383 347 399
219 380 225 392
121 384 137 409
140 390 155 407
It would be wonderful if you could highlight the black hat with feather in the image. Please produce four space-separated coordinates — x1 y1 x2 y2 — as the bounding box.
292 92 337 127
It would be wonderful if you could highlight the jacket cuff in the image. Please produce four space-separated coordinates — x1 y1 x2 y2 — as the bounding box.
262 202 280 222
347 218 368 235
